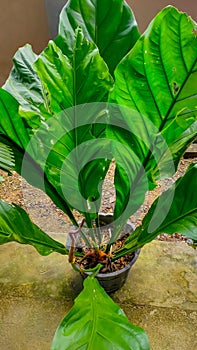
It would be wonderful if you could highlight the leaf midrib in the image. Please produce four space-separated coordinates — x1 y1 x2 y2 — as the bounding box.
87 297 97 349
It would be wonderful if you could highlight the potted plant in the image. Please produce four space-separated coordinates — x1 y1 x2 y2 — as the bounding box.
0 0 197 348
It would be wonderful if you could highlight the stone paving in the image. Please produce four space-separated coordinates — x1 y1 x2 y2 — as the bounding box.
0 236 196 350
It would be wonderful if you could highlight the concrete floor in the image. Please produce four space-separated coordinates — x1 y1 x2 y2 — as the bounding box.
0 236 196 350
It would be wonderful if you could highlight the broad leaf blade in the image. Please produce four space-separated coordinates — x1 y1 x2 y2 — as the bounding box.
57 0 140 74
24 106 112 227
0 29 114 227
35 29 113 112
107 131 149 243
146 162 197 241
115 162 197 258
51 276 150 350
33 31 113 223
109 6 197 228
34 41 73 113
0 89 30 150
3 44 49 123
155 121 197 177
0 90 77 224
111 6 197 128
0 200 67 256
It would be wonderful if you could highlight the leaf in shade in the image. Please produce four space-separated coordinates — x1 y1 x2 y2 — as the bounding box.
3 44 50 123
0 142 15 173
0 89 30 150
0 200 67 256
0 89 77 225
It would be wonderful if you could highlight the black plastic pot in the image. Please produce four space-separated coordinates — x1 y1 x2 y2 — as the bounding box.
81 249 140 294
69 213 140 293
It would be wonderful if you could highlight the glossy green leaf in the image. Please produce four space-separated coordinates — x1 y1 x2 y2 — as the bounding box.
1 7 114 232
109 6 197 228
0 27 114 228
0 200 67 255
25 105 112 228
108 129 149 243
51 276 150 350
111 6 197 128
33 30 113 224
155 120 197 177
114 162 197 258
0 89 31 149
0 89 77 224
3 44 50 124
57 0 140 74
35 29 113 112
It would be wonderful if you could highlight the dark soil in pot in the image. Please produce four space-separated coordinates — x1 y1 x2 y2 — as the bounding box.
69 213 141 293
78 247 140 294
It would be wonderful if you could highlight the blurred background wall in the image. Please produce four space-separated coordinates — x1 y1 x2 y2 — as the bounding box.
0 0 49 85
130 0 197 31
0 0 196 85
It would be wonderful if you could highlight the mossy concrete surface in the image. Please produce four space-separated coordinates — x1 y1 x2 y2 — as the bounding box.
0 237 196 350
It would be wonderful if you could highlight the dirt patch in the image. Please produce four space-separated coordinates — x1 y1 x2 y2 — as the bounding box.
0 170 70 233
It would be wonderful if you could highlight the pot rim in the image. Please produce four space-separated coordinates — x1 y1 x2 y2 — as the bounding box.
69 212 140 277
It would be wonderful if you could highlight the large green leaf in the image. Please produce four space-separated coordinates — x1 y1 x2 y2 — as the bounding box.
111 6 197 128
35 29 113 112
32 30 113 225
0 89 31 149
0 28 114 229
51 276 150 350
108 6 197 229
3 44 50 124
1 12 115 233
155 120 197 177
0 89 77 224
0 200 67 255
114 162 197 258
57 0 140 74
23 105 112 228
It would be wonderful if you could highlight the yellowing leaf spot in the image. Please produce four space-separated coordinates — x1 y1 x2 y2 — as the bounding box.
192 28 197 38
